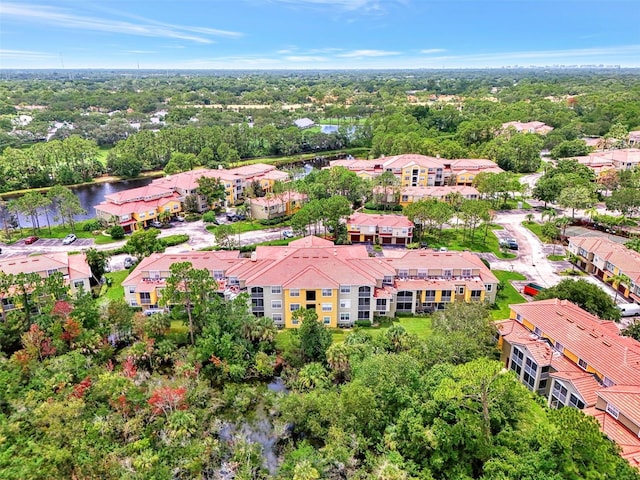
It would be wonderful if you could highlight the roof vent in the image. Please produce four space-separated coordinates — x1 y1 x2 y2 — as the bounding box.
556 311 564 317
602 340 612 347
577 324 585 330
589 331 599 338
250 252 257 262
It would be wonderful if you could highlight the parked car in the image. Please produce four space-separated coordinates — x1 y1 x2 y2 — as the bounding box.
174 215 185 222
419 242 429 249
523 283 544 296
148 220 163 229
62 233 77 245
438 246 448 252
236 213 247 221
24 236 39 244
619 303 640 317
124 257 137 269
226 214 239 222
282 230 294 238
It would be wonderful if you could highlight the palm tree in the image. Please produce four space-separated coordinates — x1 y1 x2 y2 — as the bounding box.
606 273 631 303
325 342 351 381
525 213 534 224
566 252 580 272
541 208 557 223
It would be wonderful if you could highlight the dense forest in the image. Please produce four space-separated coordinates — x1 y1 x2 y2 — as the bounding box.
1 70 640 192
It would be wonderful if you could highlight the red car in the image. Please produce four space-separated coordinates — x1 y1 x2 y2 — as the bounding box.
24 236 39 244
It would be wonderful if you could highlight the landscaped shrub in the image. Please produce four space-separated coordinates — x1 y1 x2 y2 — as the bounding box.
406 242 419 249
202 211 218 223
355 319 372 327
184 213 201 222
364 202 403 212
481 258 491 269
83 220 103 231
160 234 189 247
258 215 291 226
109 225 125 240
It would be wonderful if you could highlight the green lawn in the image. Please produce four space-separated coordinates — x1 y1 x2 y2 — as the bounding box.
96 146 112 166
491 270 527 319
101 270 130 302
275 316 432 350
522 221 547 242
418 226 516 259
317 117 368 126
547 254 566 261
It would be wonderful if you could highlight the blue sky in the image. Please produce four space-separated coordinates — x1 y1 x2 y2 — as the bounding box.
1 0 639 69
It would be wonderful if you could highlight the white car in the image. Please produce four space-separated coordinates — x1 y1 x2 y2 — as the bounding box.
62 233 77 245
282 230 294 238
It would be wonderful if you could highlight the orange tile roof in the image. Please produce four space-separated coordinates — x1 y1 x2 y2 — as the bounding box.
586 408 640 468
104 184 174 204
250 191 307 207
348 212 414 229
569 236 640 283
399 185 480 199
510 299 640 386
597 386 640 427
0 253 68 275
550 370 601 407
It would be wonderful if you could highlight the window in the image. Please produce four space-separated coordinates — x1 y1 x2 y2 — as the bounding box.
47 269 58 276
578 358 588 370
213 270 224 280
456 286 465 295
271 286 282 294
470 290 482 300
396 291 413 312
523 357 537 390
606 403 620 419
510 347 524 376
603 377 615 387
290 289 300 297
441 290 452 301
228 276 239 286
339 313 350 323
290 304 300 312
73 280 84 289
340 299 351 309
323 316 331 325
358 286 371 298
554 341 564 353
376 299 387 311
272 314 283 323
551 381 568 408
340 285 351 294
425 290 436 301
605 262 614 272
292 318 299 326
443 269 452 278
383 275 394 285
139 292 151 304
271 300 282 309
398 269 409 279
417 269 427 279
128 287 136 294
322 303 332 312
485 284 493 292
568 394 585 409
533 327 542 337
322 288 332 297
462 269 472 277
516 313 522 322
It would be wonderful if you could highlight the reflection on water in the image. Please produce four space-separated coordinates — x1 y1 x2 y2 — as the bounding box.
6 177 154 228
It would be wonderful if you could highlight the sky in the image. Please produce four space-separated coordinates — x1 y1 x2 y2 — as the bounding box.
1 0 639 70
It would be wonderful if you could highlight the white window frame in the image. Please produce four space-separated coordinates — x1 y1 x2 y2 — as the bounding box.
578 358 588 370
339 313 350 322
271 286 282 294
271 300 282 310
321 303 332 312
322 288 332 297
272 314 283 323
340 285 351 294
290 303 300 312
340 299 351 309
606 403 620 419
290 288 300 297
323 316 331 325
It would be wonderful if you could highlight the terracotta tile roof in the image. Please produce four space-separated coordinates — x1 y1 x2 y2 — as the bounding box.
67 253 92 281
348 212 413 229
569 236 640 283
283 266 340 289
510 299 640 386
104 184 174 204
0 252 68 275
550 370 601 407
597 386 640 427
289 236 335 248
96 192 181 217
382 153 443 170
586 408 640 468
385 250 498 283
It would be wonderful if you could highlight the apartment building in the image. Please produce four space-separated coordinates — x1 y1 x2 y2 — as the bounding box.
95 184 182 232
330 154 502 187
497 299 640 468
567 236 640 302
152 163 290 209
572 148 640 177
0 252 92 315
122 236 498 328
347 212 414 245
249 191 308 220
397 185 480 207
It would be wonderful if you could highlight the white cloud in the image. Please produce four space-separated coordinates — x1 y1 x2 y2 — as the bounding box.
0 49 53 59
0 3 243 44
285 56 328 62
125 50 157 55
268 0 405 13
420 48 446 54
337 49 400 57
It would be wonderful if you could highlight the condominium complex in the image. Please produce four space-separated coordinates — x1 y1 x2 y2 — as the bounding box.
249 191 308 220
568 236 640 302
497 299 640 468
573 148 640 178
122 236 498 327
0 253 92 315
347 212 414 245
330 154 502 187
